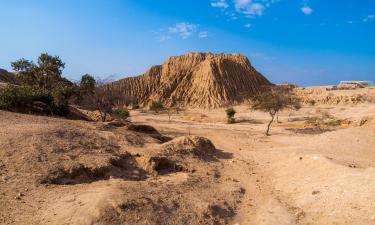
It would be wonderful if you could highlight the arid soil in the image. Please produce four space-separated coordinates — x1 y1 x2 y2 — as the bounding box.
1 87 375 225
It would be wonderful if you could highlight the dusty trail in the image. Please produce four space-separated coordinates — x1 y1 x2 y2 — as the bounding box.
133 116 291 224
133 106 375 225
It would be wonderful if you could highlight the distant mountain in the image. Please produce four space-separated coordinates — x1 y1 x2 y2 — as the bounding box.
108 52 271 108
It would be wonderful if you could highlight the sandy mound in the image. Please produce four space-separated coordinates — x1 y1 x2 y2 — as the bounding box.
161 135 216 157
135 136 219 175
108 52 271 108
0 110 242 225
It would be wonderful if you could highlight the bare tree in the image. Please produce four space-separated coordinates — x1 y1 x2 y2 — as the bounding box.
78 75 125 122
251 86 301 136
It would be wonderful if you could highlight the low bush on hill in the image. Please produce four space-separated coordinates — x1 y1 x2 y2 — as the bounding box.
0 85 51 110
149 101 164 113
113 108 130 120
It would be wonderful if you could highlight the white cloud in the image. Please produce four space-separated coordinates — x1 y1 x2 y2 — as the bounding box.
165 22 208 40
211 0 280 20
233 0 279 17
211 0 229 9
301 6 313 15
363 14 375 22
244 23 252 28
234 0 265 16
168 22 198 39
198 31 208 38
159 35 171 43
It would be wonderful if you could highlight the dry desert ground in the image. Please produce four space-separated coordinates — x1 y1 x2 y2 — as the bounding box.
1 87 375 225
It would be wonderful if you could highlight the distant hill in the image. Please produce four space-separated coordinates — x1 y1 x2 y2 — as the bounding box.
0 69 18 84
108 52 271 108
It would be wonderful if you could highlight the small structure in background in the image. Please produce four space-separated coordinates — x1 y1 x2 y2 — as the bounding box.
328 81 373 91
338 81 373 88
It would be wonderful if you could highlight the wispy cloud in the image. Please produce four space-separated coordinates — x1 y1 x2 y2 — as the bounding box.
301 0 313 15
156 22 208 41
198 31 209 38
301 6 312 15
159 35 171 43
211 0 229 9
244 23 252 28
168 22 198 39
211 0 280 20
234 0 266 17
363 14 375 22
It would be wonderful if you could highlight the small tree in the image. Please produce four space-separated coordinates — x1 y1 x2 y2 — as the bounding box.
77 76 124 122
91 85 123 122
226 107 236 124
12 53 66 91
9 53 72 116
251 86 301 136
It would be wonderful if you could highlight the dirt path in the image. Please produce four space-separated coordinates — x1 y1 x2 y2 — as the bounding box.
133 109 375 225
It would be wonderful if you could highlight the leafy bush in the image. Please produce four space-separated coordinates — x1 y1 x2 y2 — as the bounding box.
149 101 164 113
0 85 71 116
113 108 130 120
225 107 236 124
0 85 51 110
132 102 140 109
308 99 316 106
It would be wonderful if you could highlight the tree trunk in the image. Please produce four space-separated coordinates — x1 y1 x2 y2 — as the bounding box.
98 109 107 122
266 112 276 136
98 110 105 122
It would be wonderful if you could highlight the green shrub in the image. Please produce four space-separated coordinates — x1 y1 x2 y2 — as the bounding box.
149 101 164 113
225 107 236 123
132 102 140 109
113 108 130 120
0 85 71 116
0 85 51 110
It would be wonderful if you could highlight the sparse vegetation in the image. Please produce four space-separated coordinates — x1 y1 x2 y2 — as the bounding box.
113 108 130 121
305 112 349 128
0 85 51 111
225 107 236 124
308 99 316 106
77 75 125 122
149 101 164 113
251 86 301 136
132 102 140 109
1 53 75 116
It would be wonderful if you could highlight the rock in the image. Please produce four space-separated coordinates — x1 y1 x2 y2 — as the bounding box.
107 53 271 108
15 192 23 200
312 190 320 195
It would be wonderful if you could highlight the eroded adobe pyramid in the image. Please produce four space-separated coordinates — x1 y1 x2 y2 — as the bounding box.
108 52 271 108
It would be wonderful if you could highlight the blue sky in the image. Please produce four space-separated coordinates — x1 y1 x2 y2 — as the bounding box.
0 0 374 86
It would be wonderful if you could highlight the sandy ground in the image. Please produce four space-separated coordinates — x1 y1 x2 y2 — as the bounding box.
129 100 375 225
1 87 375 225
